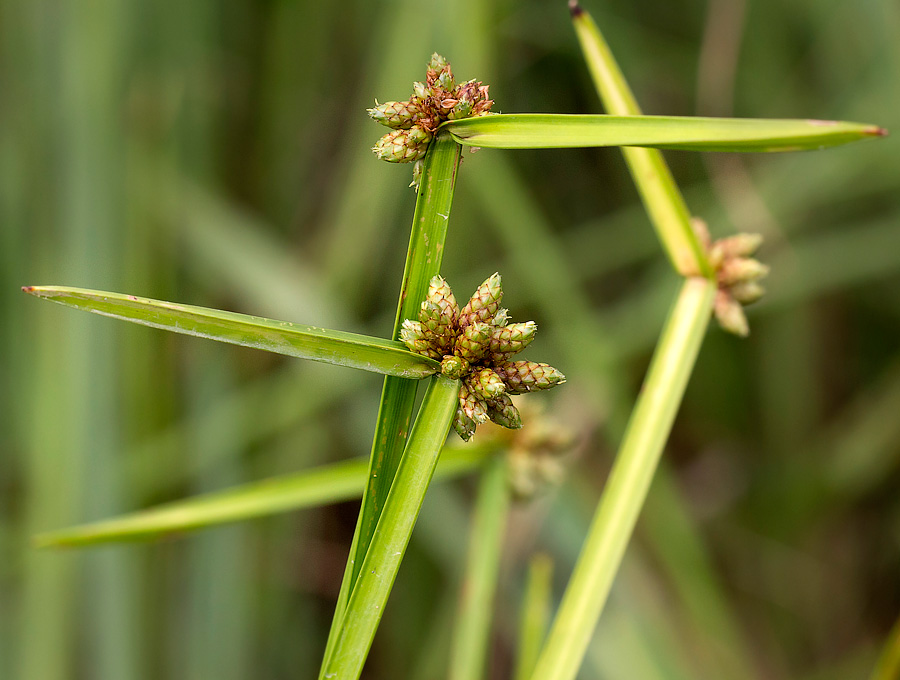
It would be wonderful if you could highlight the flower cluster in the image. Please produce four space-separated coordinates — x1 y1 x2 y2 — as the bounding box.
694 218 769 337
400 273 565 441
368 53 493 180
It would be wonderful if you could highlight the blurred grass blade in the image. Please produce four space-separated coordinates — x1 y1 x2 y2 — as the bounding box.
570 2 709 276
23 286 439 379
449 454 510 680
443 113 885 152
529 278 715 680
319 374 459 680
35 444 494 548
515 554 553 680
869 612 900 680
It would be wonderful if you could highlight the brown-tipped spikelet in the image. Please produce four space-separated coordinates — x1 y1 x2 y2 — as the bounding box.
399 272 564 440
369 54 495 186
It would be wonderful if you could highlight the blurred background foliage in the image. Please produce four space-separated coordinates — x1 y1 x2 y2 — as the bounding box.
2 0 898 678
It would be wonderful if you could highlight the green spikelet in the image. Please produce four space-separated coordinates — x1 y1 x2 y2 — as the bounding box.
366 100 420 129
419 275 458 353
494 361 566 394
453 407 477 441
400 319 441 359
441 355 468 380
437 71 455 92
488 321 537 361
372 125 432 163
454 79 494 117
467 368 506 400
455 321 492 364
486 394 522 429
459 383 488 424
428 53 448 73
459 273 503 328
448 98 474 121
412 81 430 102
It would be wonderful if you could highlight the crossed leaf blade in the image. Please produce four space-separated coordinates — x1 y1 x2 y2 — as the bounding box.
23 286 440 379
444 113 884 152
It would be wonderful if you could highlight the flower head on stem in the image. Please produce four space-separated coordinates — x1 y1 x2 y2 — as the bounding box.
368 53 494 188
692 218 769 337
401 273 565 441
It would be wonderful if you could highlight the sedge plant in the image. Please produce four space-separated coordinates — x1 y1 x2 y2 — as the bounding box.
24 5 886 678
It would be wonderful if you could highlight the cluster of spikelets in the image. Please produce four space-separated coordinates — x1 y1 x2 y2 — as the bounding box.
400 273 565 441
368 53 493 169
693 218 770 337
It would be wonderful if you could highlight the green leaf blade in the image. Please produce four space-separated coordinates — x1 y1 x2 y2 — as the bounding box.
529 278 716 680
443 113 886 152
448 454 510 680
34 444 494 548
23 286 439 379
320 374 460 680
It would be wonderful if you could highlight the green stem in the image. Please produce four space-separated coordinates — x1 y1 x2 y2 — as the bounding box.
448 454 510 680
570 3 712 277
323 133 462 657
528 277 715 680
318 374 459 680
515 554 553 680
351 132 462 585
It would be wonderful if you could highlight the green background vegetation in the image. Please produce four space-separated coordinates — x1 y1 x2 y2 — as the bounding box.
2 0 898 678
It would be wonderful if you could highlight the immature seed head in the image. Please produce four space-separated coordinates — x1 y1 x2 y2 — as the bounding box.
400 273 565 441
369 53 496 188
693 218 770 337
372 125 432 163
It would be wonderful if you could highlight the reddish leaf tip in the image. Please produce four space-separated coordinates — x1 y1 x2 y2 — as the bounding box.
568 0 583 17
